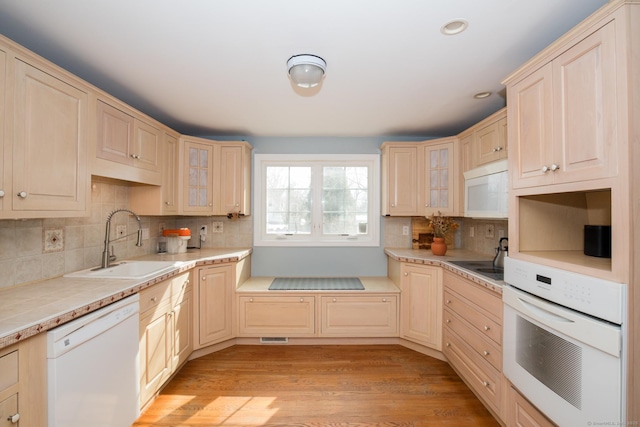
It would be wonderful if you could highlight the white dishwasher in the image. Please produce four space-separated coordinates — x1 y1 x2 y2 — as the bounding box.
47 294 140 427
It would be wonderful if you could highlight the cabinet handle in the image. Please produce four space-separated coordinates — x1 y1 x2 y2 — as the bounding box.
446 342 451 347
7 413 20 424
483 351 490 356
391 204 396 207
235 203 240 207
17 191 27 198
424 203 429 207
445 299 451 304
202 276 207 281
300 298 304 302
550 163 560 172
446 319 451 324
0 190 4 198
404 272 408 276
333 298 337 302
150 297 157 303
249 298 253 302
541 165 550 173
484 325 490 331
382 298 387 302
482 381 490 387
130 153 141 159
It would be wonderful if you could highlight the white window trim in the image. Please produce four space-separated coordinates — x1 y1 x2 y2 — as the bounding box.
254 154 380 247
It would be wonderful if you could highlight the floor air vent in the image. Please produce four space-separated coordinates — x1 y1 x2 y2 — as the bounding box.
260 337 289 344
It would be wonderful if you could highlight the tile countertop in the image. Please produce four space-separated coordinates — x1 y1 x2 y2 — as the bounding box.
384 247 505 295
0 248 252 350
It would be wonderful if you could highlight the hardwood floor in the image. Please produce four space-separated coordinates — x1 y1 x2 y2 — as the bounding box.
133 345 500 427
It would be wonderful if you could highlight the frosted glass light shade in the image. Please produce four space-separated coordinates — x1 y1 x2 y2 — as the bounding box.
287 55 326 88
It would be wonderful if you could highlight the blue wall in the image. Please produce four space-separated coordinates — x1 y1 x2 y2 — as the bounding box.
209 135 431 277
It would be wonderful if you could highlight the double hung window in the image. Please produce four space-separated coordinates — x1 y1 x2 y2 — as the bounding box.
254 154 380 246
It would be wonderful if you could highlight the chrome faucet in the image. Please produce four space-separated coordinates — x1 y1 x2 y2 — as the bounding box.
101 209 143 269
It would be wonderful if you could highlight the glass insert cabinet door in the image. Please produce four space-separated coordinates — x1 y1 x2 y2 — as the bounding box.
423 141 455 215
184 141 214 212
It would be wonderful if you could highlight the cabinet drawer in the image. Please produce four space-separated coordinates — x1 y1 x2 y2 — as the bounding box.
444 271 502 323
443 328 502 414
444 307 501 370
508 383 557 427
238 296 315 336
320 295 398 337
0 350 18 394
139 280 172 314
444 290 501 345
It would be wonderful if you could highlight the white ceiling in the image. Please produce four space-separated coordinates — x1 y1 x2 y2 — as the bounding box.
0 0 608 138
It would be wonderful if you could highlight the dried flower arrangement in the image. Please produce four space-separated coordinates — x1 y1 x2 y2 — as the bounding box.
426 211 459 238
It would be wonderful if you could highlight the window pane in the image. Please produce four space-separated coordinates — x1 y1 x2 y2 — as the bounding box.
322 166 368 235
266 166 312 234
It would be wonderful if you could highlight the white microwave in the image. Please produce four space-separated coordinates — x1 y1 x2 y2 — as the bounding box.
463 159 508 218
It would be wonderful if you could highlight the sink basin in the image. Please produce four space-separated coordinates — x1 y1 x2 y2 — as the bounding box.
448 260 504 281
65 261 178 280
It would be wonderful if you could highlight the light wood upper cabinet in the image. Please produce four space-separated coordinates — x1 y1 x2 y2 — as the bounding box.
220 143 251 216
422 138 457 216
381 144 419 216
509 22 617 189
399 263 443 350
95 99 162 185
129 131 179 215
181 137 215 215
458 108 507 172
5 59 89 218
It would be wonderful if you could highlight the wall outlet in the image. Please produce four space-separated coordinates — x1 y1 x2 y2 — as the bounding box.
142 228 149 240
116 225 126 237
200 225 207 236
402 225 409 236
469 226 475 238
485 224 495 239
212 222 223 233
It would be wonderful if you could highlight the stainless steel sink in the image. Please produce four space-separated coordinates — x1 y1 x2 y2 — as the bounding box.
448 260 504 281
64 260 178 280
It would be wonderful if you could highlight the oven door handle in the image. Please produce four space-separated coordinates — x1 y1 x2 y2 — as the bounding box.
519 298 575 324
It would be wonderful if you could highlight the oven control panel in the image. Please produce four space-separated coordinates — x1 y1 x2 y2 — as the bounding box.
504 257 626 325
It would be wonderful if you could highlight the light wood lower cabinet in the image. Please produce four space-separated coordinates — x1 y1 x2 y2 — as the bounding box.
238 296 315 337
139 272 192 408
195 264 234 348
399 263 443 350
442 270 503 420
507 383 557 427
0 333 46 427
320 295 398 337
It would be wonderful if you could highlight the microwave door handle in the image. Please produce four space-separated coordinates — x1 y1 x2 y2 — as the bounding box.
518 298 575 325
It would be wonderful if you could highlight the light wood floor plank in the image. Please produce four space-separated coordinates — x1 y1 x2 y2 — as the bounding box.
133 345 500 427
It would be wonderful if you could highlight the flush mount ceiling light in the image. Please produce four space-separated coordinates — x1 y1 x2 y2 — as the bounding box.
473 91 492 99
440 19 468 36
287 54 326 88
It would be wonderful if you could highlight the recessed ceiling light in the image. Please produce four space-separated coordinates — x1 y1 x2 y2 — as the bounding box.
440 19 468 36
473 91 492 99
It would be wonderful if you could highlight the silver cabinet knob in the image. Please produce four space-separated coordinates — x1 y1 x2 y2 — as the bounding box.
404 272 408 276
332 298 337 302
482 381 490 387
0 190 4 197
249 298 253 302
483 351 490 356
17 191 27 198
484 325 490 331
550 163 560 171
7 413 20 424
150 297 157 303
300 298 304 302
541 165 550 173
382 298 387 302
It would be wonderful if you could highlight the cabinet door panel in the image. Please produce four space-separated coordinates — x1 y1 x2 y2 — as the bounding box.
422 141 456 216
383 146 418 215
172 289 192 368
197 265 233 347
96 100 133 164
553 22 617 183
182 140 214 214
133 119 161 172
140 306 171 406
320 296 397 337
400 264 442 349
0 49 6 214
13 60 88 212
509 64 554 188
238 296 315 336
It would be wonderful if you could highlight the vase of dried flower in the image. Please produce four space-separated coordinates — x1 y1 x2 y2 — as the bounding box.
431 237 447 256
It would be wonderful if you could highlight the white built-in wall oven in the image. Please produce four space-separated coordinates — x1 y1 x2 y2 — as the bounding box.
503 257 627 426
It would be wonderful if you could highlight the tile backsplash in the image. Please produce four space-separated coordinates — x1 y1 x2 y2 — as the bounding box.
0 179 252 289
